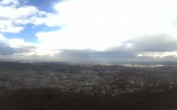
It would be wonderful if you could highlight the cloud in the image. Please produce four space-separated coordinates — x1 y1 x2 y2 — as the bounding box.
19 48 60 57
0 1 48 33
0 34 35 55
33 0 177 61
1 33 177 62
8 38 35 48
1 0 177 62
53 34 177 63
0 42 13 55
54 48 177 63
129 35 177 52
36 28 122 51
54 49 138 63
35 0 177 52
0 34 60 57
0 0 19 6
137 52 177 58
105 34 177 59
108 34 177 52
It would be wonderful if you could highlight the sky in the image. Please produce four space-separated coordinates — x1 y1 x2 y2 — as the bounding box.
0 0 177 63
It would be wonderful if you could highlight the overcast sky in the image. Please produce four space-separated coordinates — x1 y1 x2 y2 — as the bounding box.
0 0 177 63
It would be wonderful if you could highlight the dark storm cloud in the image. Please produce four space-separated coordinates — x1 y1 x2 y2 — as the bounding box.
1 34 176 63
0 42 14 55
0 43 35 55
108 34 177 52
56 34 177 63
57 49 138 63
129 35 177 52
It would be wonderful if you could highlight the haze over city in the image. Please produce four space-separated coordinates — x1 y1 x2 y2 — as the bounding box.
0 0 177 63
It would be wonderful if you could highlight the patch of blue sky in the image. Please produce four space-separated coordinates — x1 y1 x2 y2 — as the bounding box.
26 0 63 12
2 24 62 43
